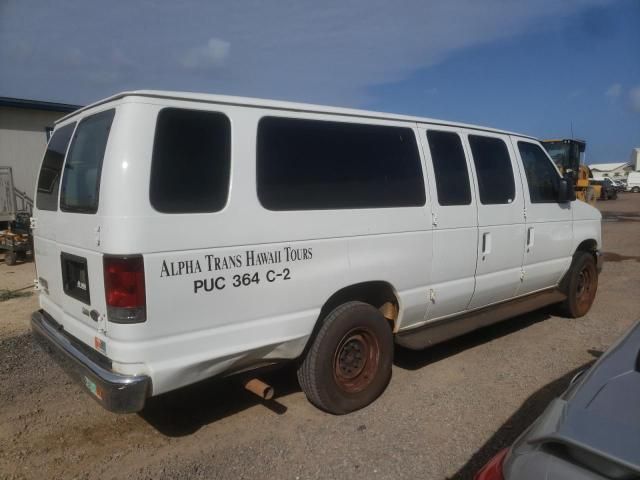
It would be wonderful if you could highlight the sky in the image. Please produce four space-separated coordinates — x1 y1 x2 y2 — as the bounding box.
1 0 638 164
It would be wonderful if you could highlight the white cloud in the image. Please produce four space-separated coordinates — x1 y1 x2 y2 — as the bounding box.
605 83 622 97
630 86 640 113
180 38 230 69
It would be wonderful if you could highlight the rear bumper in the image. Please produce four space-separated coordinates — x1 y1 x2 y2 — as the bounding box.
31 310 150 413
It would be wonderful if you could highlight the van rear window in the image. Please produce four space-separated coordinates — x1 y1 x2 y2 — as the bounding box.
427 130 472 206
36 123 76 211
257 117 425 210
150 108 231 213
60 109 115 213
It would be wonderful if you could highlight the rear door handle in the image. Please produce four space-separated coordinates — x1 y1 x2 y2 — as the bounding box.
482 232 492 255
527 227 535 250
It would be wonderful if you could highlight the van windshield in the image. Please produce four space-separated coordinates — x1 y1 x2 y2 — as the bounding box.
60 109 115 213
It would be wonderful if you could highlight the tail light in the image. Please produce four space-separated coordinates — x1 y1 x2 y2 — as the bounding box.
103 255 146 323
474 448 508 480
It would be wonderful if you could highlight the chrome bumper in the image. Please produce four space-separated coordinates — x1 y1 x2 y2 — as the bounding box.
595 249 603 273
31 310 150 413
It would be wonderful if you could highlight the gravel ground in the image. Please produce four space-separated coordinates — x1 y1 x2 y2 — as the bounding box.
1 194 639 480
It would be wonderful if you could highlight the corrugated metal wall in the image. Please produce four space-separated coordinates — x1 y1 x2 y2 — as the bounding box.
0 106 67 200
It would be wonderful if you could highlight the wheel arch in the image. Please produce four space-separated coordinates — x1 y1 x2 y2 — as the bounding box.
560 238 599 292
576 238 598 263
317 281 400 332
297 281 400 363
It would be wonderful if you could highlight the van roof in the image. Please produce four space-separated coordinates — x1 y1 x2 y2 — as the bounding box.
56 90 536 140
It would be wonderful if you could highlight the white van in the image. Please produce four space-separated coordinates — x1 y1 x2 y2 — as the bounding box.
626 171 640 192
31 91 602 414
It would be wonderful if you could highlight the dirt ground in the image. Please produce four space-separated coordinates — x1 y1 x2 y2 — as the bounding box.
1 194 639 480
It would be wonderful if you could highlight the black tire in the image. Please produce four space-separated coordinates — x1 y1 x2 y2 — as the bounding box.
297 301 393 414
4 251 17 266
558 251 598 318
633 187 640 193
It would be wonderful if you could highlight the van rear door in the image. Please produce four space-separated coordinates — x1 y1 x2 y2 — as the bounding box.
34 109 115 334
419 126 478 320
464 132 526 309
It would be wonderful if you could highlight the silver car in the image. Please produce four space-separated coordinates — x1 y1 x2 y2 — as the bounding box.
476 320 640 479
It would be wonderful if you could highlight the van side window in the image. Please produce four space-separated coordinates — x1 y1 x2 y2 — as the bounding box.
518 142 560 203
427 130 471 206
60 110 115 213
150 108 231 214
257 117 425 210
468 135 515 205
36 123 76 211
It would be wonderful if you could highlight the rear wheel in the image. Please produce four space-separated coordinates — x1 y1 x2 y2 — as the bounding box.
297 301 393 414
558 251 598 318
633 187 640 193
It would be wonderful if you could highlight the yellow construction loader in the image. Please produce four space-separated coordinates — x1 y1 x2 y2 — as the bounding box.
541 139 601 205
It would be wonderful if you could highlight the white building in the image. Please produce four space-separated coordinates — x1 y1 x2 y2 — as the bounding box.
589 162 634 181
0 97 80 204
589 148 640 181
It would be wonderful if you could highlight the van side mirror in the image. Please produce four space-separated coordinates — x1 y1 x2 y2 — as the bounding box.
558 176 575 203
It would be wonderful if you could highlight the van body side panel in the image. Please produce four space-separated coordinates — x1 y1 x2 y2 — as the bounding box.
138 240 342 394
570 200 602 254
571 219 601 252
122 230 433 395
94 103 433 394
347 232 433 330
98 104 431 252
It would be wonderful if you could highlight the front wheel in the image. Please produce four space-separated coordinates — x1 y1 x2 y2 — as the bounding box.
558 252 598 318
633 187 640 193
297 301 393 414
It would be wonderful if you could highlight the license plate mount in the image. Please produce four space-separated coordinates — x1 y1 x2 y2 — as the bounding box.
61 252 91 305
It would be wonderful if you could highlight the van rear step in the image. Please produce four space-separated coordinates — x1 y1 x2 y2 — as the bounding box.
31 310 150 413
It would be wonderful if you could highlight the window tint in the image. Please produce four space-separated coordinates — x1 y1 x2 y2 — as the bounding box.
468 135 515 205
60 110 115 213
427 130 471 206
150 108 231 213
36 122 76 211
519 142 561 203
257 117 425 210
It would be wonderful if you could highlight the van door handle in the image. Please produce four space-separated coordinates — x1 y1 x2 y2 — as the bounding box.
482 232 492 255
527 227 535 250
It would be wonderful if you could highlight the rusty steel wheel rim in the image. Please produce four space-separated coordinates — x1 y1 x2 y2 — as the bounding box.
576 264 596 310
333 328 380 393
